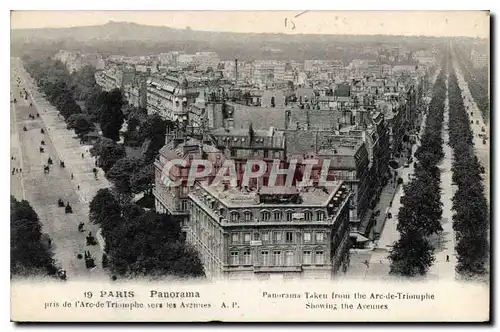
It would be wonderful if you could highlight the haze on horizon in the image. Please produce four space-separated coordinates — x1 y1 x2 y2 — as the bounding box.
11 10 489 39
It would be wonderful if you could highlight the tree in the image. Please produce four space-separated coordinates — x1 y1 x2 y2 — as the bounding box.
89 189 122 236
447 69 489 279
67 113 94 137
130 163 155 195
106 157 144 194
99 88 124 141
91 137 126 173
107 211 205 278
389 231 435 277
11 196 56 277
137 114 171 163
123 107 148 147
85 86 106 122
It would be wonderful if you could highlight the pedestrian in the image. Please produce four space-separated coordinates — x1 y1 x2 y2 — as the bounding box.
71 173 74 180
19 169 21 173
77 185 80 190
81 153 84 159
48 239 52 247
446 255 450 262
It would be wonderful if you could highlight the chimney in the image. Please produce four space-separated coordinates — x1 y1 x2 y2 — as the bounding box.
235 59 238 84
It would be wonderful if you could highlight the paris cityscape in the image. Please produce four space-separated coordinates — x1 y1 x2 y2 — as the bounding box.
10 12 490 285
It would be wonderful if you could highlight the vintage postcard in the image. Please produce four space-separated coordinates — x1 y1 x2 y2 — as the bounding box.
10 10 490 322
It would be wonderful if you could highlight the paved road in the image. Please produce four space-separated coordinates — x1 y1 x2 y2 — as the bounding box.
16 59 111 205
11 61 107 281
427 73 457 280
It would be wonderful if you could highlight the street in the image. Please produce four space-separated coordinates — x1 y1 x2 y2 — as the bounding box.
342 69 446 280
11 60 107 280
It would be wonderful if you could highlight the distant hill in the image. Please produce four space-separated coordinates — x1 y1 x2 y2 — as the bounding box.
10 21 463 61
11 20 452 44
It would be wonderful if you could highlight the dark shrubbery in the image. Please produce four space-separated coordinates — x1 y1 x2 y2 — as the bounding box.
89 189 205 279
11 196 57 278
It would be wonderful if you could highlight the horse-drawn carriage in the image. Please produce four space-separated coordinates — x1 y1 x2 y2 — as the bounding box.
57 269 67 281
40 140 45 145
86 232 98 246
60 161 65 168
39 147 44 153
23 126 27 132
65 203 73 214
84 251 96 269
57 198 64 207
43 165 50 174
40 128 45 134
47 157 53 165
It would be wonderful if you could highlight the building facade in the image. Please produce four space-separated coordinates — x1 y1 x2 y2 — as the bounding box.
187 182 351 280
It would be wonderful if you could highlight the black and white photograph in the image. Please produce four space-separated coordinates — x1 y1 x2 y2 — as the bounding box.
8 9 490 322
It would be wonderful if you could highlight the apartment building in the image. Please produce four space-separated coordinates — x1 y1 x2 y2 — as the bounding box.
187 181 351 280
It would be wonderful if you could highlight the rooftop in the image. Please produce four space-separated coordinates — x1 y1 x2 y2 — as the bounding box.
193 181 345 208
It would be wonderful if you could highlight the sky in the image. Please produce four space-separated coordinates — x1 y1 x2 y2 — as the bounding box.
10 10 489 38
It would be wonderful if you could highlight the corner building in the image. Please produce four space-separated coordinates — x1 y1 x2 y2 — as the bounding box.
187 182 351 281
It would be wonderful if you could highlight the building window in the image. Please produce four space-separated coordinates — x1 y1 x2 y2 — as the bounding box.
244 211 252 221
285 231 294 243
264 150 269 158
304 232 311 243
304 211 312 221
181 186 189 196
262 232 270 243
273 232 282 243
181 199 189 211
274 251 283 266
231 233 240 244
231 212 240 221
285 251 294 266
303 251 312 265
273 211 282 220
244 233 251 243
243 250 252 265
315 251 324 265
230 252 239 265
262 251 270 266
286 211 293 221
317 211 325 221
261 211 271 221
254 232 260 241
316 232 324 243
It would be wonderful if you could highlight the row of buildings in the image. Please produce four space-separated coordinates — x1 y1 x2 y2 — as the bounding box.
54 50 106 73
149 67 433 281
86 48 437 281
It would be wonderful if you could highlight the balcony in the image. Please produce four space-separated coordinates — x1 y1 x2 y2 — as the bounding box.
253 265 303 273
